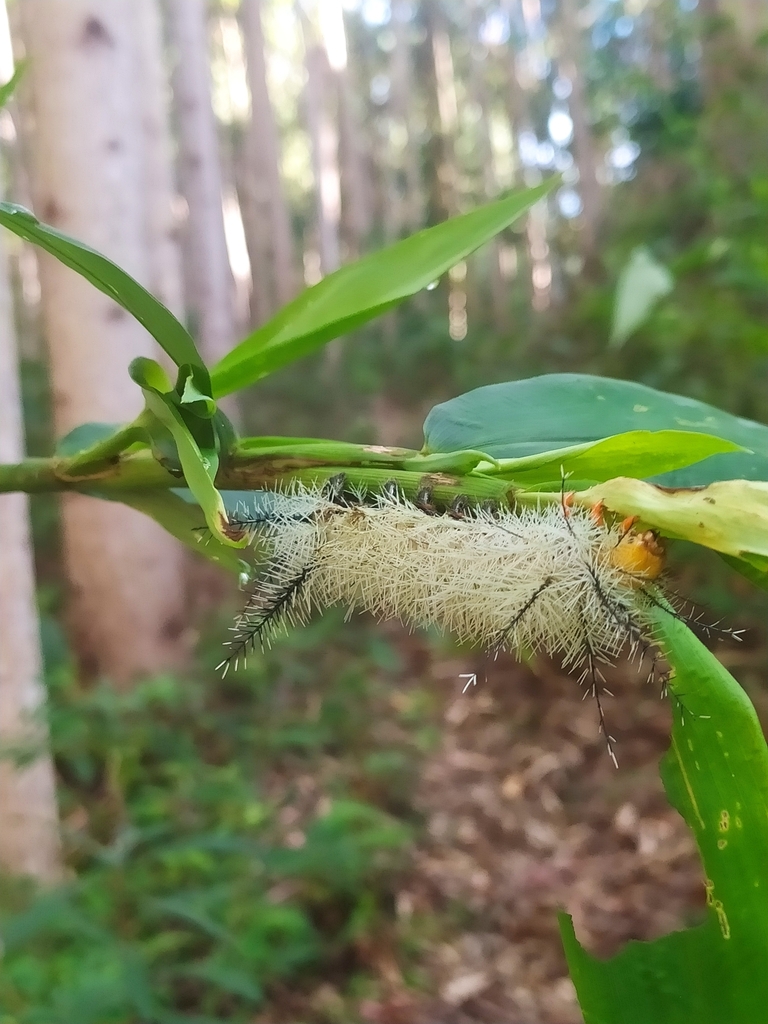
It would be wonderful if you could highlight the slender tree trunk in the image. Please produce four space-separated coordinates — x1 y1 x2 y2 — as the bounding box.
559 0 602 259
319 0 371 259
468 14 508 334
239 0 296 325
135 0 185 322
389 0 423 233
165 0 236 363
301 8 341 277
17 0 187 687
422 0 459 223
0 170 61 882
501 3 534 304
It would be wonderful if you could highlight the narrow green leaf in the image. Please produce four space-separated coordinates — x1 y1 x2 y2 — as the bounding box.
210 181 556 397
424 374 768 486
489 430 741 487
56 422 129 457
129 358 235 547
0 203 204 371
720 552 768 591
562 609 768 1024
176 962 263 1004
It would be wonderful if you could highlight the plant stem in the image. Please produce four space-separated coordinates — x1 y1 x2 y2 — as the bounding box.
0 453 176 493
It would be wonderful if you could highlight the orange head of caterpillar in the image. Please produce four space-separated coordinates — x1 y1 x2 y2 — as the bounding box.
608 515 666 581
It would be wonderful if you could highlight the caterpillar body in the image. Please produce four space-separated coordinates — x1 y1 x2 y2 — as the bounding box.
218 477 679 762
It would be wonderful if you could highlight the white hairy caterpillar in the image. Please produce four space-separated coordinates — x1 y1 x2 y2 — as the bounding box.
218 477 674 762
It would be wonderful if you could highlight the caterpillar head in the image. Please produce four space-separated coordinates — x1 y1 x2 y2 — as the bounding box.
610 516 666 581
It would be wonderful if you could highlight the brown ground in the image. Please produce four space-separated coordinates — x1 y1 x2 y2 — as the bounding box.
357 633 711 1024
260 623 762 1024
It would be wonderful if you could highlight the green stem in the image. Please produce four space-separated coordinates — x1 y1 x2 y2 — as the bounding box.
0 448 559 507
0 452 177 493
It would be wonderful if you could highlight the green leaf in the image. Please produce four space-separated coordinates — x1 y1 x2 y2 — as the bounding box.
129 358 235 547
148 896 236 946
562 608 768 1024
488 430 741 488
720 552 768 591
98 488 248 574
177 364 217 418
56 422 128 457
610 247 673 348
0 61 26 110
176 962 263 1004
423 374 768 486
210 181 556 397
0 203 204 371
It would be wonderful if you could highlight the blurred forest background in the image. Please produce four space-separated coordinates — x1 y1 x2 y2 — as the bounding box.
0 0 766 1021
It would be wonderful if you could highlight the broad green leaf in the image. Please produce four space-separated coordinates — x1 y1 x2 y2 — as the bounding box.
423 374 768 486
578 477 768 559
562 608 768 1024
129 358 235 547
487 430 741 487
0 203 204 371
210 181 555 397
610 247 673 348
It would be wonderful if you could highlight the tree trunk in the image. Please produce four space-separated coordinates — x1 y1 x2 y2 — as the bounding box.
422 0 459 223
165 0 236 364
0 166 61 882
389 0 423 233
239 0 296 325
17 0 187 687
135 0 185 322
468 13 507 334
301 8 341 277
500 3 534 304
319 0 371 259
559 0 602 259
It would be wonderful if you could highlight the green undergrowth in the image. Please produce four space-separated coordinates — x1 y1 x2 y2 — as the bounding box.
0 614 437 1024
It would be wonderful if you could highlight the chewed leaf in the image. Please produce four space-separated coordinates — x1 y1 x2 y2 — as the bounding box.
578 477 768 559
